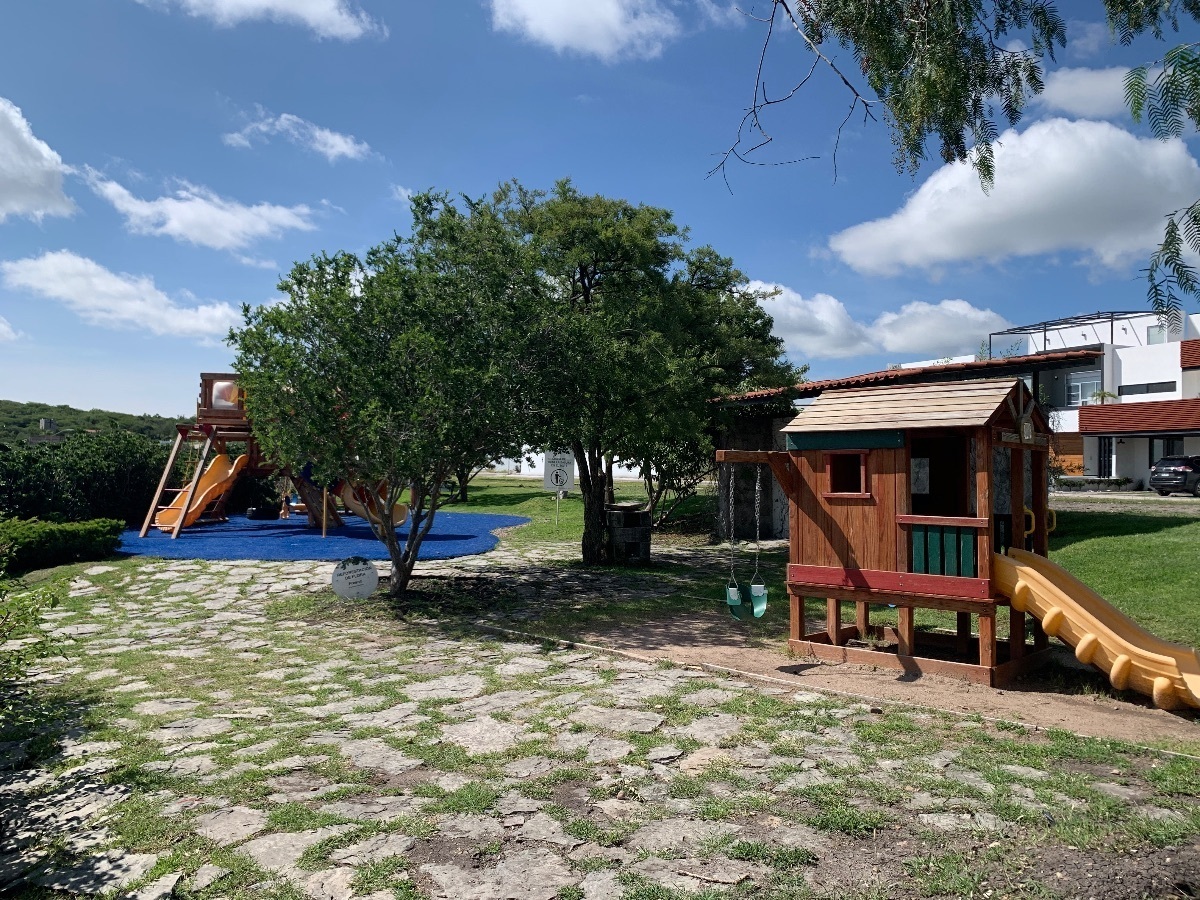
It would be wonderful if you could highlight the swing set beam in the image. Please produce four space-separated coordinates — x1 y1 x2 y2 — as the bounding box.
714 450 797 501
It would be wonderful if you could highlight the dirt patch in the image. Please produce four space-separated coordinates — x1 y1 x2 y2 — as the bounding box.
572 610 1200 749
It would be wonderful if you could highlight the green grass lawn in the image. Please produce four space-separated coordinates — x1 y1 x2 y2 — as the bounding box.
1049 509 1200 646
457 477 1200 651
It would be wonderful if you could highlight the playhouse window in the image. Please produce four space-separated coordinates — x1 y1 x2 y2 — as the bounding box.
825 452 869 498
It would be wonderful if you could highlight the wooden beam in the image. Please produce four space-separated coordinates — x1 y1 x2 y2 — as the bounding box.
897 606 915 657
975 426 993 590
788 590 802 642
1009 446 1025 555
715 450 799 503
896 515 989 528
855 601 870 640
1009 606 1027 661
956 611 972 657
979 613 997 668
787 564 991 600
1031 449 1049 556
826 599 844 646
141 429 184 538
172 431 214 539
788 584 998 614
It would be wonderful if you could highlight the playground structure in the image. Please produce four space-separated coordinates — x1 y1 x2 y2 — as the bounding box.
717 378 1200 710
142 373 405 538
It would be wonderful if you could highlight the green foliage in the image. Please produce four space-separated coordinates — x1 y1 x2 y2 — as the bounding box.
0 578 62 683
505 179 797 563
0 400 181 444
232 189 540 593
0 430 174 526
0 518 123 575
736 2 1200 311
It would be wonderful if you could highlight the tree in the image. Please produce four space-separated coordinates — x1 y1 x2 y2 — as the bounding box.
506 181 797 564
721 1 1200 313
231 192 538 595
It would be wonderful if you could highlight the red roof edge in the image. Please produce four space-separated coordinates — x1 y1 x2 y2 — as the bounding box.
1080 398 1200 434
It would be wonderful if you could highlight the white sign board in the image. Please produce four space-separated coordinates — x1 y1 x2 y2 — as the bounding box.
543 451 575 492
331 557 379 600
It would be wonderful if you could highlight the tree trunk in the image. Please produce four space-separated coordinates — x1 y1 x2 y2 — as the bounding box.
604 454 615 505
575 441 612 565
455 466 470 503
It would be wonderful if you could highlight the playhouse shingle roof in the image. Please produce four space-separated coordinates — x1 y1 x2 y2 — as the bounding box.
782 379 1023 433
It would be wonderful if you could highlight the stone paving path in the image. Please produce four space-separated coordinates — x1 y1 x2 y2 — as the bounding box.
1 554 1198 899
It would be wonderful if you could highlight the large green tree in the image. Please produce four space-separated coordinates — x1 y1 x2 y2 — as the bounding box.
231 192 538 594
723 1 1200 320
507 181 797 564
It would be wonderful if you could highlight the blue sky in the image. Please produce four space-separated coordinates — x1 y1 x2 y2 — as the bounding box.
0 1 1196 415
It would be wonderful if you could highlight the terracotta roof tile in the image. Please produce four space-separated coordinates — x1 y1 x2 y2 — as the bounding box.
1080 398 1200 434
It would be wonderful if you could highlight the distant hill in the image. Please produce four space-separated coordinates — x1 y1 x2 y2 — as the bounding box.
0 400 185 444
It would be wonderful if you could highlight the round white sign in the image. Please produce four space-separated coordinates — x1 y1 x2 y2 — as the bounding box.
331 557 379 600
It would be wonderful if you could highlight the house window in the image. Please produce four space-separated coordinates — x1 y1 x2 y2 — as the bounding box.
1147 324 1166 345
1067 370 1102 406
1118 381 1177 396
824 452 870 498
1151 437 1185 465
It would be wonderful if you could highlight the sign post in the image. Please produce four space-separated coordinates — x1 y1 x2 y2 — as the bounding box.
542 451 575 528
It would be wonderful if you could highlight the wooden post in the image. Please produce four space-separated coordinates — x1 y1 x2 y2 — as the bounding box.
956 612 972 657
897 606 915 657
856 601 870 640
826 599 843 645
1032 617 1049 651
1009 447 1025 554
975 428 992 586
1031 450 1048 556
789 591 802 642
1008 606 1027 660
979 613 997 668
141 429 185 537
172 430 214 540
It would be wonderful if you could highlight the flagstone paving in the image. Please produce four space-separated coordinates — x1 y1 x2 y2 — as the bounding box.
0 555 1198 899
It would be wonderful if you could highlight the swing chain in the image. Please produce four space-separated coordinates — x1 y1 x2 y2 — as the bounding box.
751 465 763 585
726 464 737 586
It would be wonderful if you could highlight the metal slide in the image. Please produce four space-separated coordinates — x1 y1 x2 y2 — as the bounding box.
994 548 1200 710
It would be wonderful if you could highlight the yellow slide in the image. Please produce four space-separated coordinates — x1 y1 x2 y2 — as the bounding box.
155 454 248 531
336 481 408 528
994 548 1200 710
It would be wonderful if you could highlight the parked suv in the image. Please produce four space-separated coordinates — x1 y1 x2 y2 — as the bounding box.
1149 456 1200 496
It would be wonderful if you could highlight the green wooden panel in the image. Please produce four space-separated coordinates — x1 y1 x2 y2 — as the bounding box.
927 526 943 575
912 525 926 574
786 429 905 451
943 528 959 577
959 530 976 578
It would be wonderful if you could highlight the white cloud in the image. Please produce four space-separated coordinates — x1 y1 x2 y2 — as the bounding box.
0 315 17 342
224 111 372 162
829 118 1200 276
489 0 681 61
391 184 414 203
1 251 240 340
132 0 385 40
753 281 1009 360
1067 20 1110 59
1036 66 1129 119
874 300 1010 356
85 169 315 252
0 97 74 223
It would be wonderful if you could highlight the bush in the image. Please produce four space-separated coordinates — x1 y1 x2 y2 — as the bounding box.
0 431 174 526
0 518 124 575
0 579 61 684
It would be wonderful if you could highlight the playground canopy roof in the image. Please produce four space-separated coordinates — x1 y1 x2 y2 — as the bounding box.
782 379 1025 433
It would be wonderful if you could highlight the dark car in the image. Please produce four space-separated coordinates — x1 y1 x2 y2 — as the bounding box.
1149 455 1200 496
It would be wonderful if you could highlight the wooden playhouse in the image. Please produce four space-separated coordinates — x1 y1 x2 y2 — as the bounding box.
717 378 1054 685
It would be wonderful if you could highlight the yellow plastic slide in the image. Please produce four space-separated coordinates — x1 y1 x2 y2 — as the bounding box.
155 454 248 531
994 548 1200 710
336 481 408 528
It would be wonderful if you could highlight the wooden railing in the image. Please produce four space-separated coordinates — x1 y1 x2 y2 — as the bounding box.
896 515 988 579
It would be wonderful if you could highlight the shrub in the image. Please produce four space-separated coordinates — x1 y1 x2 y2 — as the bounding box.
0 431 175 526
0 579 61 684
0 518 123 575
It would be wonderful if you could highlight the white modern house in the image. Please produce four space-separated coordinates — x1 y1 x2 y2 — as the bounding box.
983 310 1200 486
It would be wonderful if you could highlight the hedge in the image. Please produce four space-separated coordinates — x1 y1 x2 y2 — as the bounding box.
0 518 124 576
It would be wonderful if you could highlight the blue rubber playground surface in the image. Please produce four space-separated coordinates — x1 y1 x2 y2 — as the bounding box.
120 511 529 562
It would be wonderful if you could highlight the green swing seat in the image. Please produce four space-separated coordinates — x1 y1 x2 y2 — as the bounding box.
726 582 767 620
722 464 768 621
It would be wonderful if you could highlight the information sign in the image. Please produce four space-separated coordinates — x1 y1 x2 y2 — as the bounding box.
331 557 379 600
543 451 575 492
